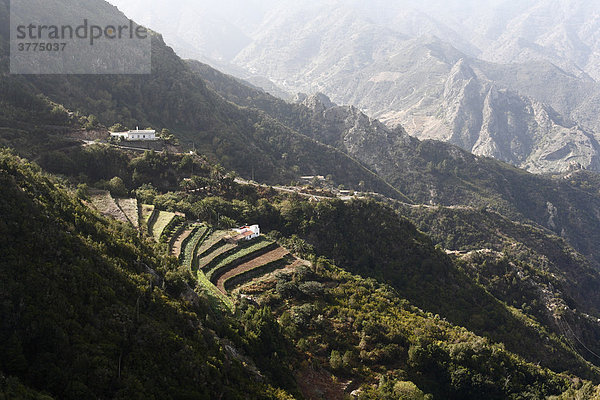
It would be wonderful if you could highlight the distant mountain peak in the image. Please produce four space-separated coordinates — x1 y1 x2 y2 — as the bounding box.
449 58 475 78
301 92 336 113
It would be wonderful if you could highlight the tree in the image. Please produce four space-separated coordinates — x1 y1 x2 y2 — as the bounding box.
135 183 158 203
109 123 127 132
82 114 100 131
76 183 90 200
393 381 427 400
218 216 237 229
298 281 324 298
329 350 343 370
160 128 179 145
210 164 226 181
342 350 355 369
107 176 128 197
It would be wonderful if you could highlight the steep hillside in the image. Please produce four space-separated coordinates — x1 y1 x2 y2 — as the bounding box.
399 203 600 365
0 0 402 200
191 61 600 272
83 148 600 397
238 259 577 399
5 145 599 398
269 198 600 377
40 133 600 387
0 150 300 399
234 20 600 173
38 130 600 358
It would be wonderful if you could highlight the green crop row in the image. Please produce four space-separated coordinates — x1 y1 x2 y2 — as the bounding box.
149 211 177 241
205 240 278 282
196 242 236 271
223 255 293 292
181 225 209 269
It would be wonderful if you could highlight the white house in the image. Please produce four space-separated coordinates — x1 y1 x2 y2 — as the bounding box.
228 225 260 243
110 127 158 141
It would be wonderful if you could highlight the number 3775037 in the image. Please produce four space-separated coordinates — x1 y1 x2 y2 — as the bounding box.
17 42 67 51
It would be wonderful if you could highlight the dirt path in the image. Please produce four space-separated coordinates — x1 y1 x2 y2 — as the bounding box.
171 226 194 258
216 247 290 293
234 178 334 201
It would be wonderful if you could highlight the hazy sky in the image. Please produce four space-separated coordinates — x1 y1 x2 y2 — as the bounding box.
105 0 600 80
105 0 521 57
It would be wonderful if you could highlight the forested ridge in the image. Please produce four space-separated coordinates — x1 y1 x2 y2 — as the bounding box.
0 150 303 399
2 149 600 399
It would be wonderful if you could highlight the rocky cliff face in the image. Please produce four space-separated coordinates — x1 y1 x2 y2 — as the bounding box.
297 92 421 182
292 44 600 173
106 0 600 175
230 3 600 174
427 59 600 173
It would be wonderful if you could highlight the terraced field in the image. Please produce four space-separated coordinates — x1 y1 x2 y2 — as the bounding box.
170 224 195 258
171 227 234 310
180 225 209 269
195 230 230 258
148 211 176 241
196 241 237 271
192 234 296 294
163 218 186 244
203 238 277 281
159 223 299 308
217 247 290 293
89 190 129 224
82 194 295 298
115 198 139 228
139 204 155 228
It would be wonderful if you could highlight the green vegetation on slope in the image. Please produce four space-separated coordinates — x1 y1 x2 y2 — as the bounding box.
0 150 297 399
191 59 600 271
240 258 574 399
4 146 600 398
268 198 600 380
0 0 403 199
396 203 600 368
149 210 176 241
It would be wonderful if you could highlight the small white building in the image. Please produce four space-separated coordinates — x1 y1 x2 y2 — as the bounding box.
228 225 260 243
110 127 158 141
300 175 325 183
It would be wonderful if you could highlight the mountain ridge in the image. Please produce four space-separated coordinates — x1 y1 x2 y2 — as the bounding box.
0 0 408 202
120 0 600 174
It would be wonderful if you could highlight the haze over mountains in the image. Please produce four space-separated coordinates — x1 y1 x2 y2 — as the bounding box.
108 0 600 173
